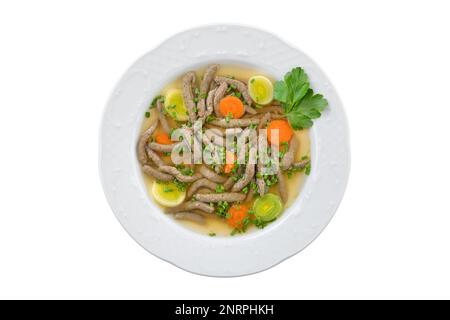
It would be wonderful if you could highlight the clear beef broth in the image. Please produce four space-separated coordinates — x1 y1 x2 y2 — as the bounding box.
139 64 310 236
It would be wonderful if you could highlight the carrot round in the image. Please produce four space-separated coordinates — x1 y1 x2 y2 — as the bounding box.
219 96 245 119
227 204 249 229
223 151 236 174
267 119 293 145
155 132 173 145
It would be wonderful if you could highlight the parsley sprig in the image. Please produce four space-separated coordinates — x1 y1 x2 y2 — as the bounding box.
274 67 328 130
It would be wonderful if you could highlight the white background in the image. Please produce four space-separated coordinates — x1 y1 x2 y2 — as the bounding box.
1 0 449 300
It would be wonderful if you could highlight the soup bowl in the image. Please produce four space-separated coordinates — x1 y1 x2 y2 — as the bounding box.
99 25 350 277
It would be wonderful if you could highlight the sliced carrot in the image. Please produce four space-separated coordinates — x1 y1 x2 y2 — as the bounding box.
155 132 173 145
223 151 236 174
227 204 249 229
219 96 245 119
267 119 293 145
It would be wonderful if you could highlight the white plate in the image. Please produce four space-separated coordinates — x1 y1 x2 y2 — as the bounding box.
99 25 350 277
